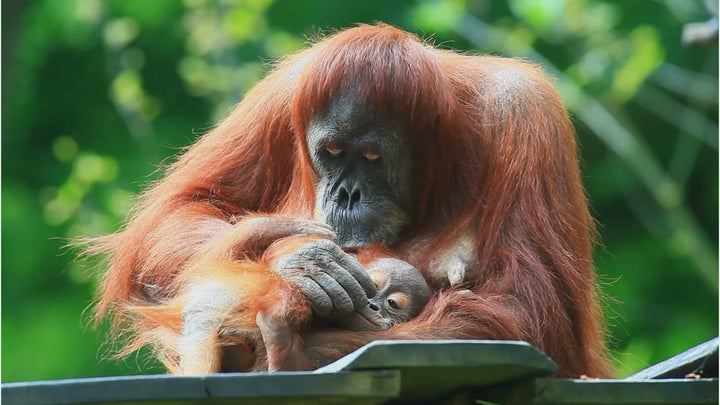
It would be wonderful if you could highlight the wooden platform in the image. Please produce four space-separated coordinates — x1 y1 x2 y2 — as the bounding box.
3 339 717 405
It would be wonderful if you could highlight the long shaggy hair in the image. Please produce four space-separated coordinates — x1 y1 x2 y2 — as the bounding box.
86 23 610 378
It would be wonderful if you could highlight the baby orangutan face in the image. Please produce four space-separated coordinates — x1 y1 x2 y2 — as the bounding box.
337 258 431 331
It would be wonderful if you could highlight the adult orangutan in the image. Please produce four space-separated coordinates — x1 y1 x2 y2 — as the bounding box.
89 23 611 378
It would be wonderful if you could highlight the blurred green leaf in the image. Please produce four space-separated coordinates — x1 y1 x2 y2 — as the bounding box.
103 18 140 49
611 26 665 102
52 136 79 162
509 0 565 32
411 0 464 35
223 7 267 41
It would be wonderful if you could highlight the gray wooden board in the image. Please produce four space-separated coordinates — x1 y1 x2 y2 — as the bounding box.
5 340 718 405
316 340 558 402
536 378 719 405
480 378 720 405
626 337 718 380
2 370 400 405
3 340 557 405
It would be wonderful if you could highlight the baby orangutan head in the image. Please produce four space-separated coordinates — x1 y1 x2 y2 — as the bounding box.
338 257 430 331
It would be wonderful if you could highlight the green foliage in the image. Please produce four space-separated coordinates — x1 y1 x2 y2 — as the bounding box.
2 0 717 381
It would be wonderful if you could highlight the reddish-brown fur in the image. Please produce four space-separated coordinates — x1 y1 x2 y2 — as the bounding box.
89 24 611 378
130 235 405 373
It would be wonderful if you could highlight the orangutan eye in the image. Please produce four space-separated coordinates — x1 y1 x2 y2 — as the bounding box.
326 145 343 156
386 292 410 311
387 298 398 309
363 152 380 161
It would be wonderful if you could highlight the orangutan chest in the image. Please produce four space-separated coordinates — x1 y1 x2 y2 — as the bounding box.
406 232 478 288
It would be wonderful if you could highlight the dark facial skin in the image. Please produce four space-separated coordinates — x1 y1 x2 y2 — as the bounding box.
306 91 412 248
338 258 431 331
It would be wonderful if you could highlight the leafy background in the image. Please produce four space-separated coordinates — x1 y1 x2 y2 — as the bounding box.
2 0 717 381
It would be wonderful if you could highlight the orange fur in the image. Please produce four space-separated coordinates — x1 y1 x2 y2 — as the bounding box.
88 24 610 378
131 236 394 372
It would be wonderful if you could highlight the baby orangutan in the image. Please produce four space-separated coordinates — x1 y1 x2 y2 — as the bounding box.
335 257 431 330
131 231 430 374
256 255 431 371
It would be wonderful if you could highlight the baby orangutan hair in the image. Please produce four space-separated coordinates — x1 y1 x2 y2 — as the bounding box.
131 233 430 373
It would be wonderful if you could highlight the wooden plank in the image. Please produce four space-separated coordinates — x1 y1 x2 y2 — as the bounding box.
317 340 558 402
2 341 557 405
479 378 719 405
626 337 718 380
5 340 717 405
1 370 400 405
